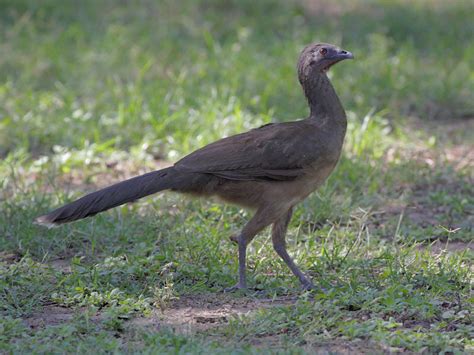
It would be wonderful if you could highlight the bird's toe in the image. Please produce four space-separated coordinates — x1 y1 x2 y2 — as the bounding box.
228 234 239 244
224 282 247 293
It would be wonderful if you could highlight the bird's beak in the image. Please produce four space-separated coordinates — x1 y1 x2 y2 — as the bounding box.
336 49 354 60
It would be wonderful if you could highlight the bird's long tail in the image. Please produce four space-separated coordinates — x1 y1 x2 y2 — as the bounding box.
35 166 177 226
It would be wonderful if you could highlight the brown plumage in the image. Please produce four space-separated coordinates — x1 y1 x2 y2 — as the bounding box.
36 42 354 291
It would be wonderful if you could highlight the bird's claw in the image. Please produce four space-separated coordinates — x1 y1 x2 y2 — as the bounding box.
301 282 328 294
228 234 239 245
301 282 316 291
224 283 247 293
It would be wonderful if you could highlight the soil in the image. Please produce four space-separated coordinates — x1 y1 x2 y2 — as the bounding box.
24 305 100 329
24 295 387 353
132 293 297 334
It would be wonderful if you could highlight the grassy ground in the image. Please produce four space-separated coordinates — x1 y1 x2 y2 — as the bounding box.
1 0 473 353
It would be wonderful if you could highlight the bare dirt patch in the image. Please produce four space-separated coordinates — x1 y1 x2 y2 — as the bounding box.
132 293 386 352
383 117 474 174
24 304 107 331
370 166 473 241
132 293 297 334
0 251 21 264
361 118 474 242
385 144 474 172
418 240 472 254
24 305 79 329
49 258 73 273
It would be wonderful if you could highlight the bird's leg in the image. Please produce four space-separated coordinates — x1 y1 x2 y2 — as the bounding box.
272 208 315 290
224 233 249 292
237 229 252 288
224 208 276 292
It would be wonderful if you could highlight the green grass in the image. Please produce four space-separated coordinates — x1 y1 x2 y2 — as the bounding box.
0 0 473 353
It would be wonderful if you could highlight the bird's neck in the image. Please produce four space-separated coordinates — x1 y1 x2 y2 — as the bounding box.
303 73 346 127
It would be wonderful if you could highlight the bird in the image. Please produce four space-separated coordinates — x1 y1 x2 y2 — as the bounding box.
36 42 354 291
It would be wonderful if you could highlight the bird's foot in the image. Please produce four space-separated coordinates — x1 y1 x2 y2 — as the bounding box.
228 234 239 245
224 282 247 293
301 282 327 294
301 282 316 291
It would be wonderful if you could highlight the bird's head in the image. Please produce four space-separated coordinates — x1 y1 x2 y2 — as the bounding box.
297 43 353 84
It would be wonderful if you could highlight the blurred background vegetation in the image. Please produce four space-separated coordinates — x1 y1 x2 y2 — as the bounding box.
1 0 472 159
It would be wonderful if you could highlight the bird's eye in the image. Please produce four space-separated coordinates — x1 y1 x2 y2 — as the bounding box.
319 48 328 56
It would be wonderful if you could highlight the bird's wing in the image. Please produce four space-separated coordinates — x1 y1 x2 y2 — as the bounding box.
174 121 319 181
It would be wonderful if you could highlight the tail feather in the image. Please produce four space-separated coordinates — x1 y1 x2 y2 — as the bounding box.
35 166 175 226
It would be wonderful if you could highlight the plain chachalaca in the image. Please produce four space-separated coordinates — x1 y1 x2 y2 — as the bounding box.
36 42 353 291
